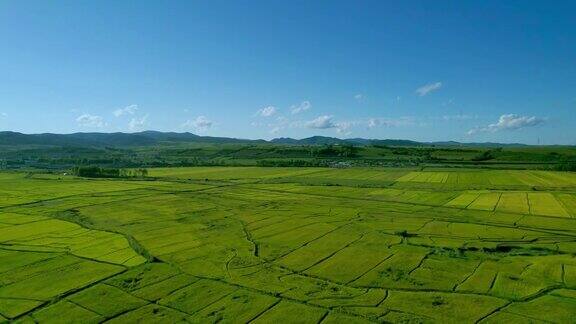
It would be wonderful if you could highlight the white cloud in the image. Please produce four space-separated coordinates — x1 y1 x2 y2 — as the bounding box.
128 114 148 131
467 114 545 135
306 115 336 129
354 94 364 101
114 104 138 117
256 106 277 117
0 112 6 118
335 121 352 135
416 82 442 96
305 115 352 134
290 101 311 114
76 114 106 128
183 116 213 132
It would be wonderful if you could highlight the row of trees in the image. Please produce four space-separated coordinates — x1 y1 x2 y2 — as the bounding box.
549 163 576 172
71 166 148 178
256 159 331 167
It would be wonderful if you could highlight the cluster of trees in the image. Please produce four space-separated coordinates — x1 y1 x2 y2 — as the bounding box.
310 144 359 158
550 163 576 172
71 166 148 178
471 148 502 161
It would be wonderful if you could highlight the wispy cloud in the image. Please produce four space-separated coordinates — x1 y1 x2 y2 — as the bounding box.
183 116 213 132
256 106 277 117
441 114 476 121
290 101 311 114
335 121 352 134
128 114 148 131
367 117 414 128
113 104 138 117
416 82 442 96
76 114 106 128
255 115 293 135
0 112 7 118
442 98 455 106
272 114 417 136
367 118 378 128
467 114 545 135
354 94 364 102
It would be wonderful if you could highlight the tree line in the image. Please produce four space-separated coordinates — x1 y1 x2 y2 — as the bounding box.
71 166 148 178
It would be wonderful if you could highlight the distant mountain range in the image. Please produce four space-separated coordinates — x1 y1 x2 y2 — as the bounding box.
0 131 534 148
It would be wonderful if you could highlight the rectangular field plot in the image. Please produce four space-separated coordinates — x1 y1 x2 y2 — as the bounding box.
496 192 530 214
517 171 576 187
397 172 450 183
290 168 409 182
555 193 576 217
106 304 190 323
276 227 362 271
444 192 480 208
252 301 326 324
0 214 146 266
189 289 278 323
449 172 493 186
380 291 508 323
0 259 123 301
495 293 576 323
368 189 457 206
351 245 430 289
409 255 480 290
257 222 338 260
158 279 237 314
0 298 44 320
467 193 501 211
305 233 396 283
528 193 570 217
0 253 124 318
149 167 321 180
30 301 103 323
68 284 148 319
105 263 182 291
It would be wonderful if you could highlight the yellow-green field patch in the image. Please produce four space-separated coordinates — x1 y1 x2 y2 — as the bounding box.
528 192 570 217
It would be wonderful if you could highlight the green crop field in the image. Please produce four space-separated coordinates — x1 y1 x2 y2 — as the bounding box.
1 167 576 323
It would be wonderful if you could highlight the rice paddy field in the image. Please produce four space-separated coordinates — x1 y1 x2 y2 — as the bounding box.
1 167 576 323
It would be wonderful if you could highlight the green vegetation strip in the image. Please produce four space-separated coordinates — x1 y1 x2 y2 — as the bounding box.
0 167 575 323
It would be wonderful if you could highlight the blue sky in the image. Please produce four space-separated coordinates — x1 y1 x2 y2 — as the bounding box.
0 1 574 144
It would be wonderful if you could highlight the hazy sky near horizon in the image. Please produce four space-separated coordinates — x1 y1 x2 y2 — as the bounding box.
0 1 575 144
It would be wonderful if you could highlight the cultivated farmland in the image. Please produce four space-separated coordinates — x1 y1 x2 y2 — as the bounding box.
1 167 576 323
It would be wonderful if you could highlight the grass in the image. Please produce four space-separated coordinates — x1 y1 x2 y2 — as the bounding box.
0 167 575 322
